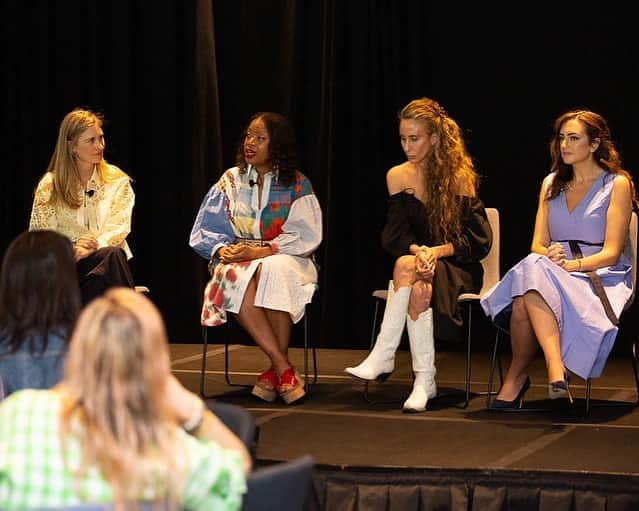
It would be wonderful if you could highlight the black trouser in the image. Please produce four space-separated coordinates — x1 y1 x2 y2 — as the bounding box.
76 247 135 305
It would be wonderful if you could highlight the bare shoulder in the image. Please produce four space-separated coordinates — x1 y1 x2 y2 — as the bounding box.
611 172 632 203
539 173 555 197
612 172 631 191
386 162 411 194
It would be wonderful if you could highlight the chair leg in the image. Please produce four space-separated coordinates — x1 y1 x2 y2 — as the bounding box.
304 313 309 386
486 328 502 409
463 302 472 409
461 302 503 409
363 298 381 403
224 340 232 385
303 311 319 392
200 326 216 399
585 338 639 416
632 339 639 405
363 296 404 406
223 338 253 389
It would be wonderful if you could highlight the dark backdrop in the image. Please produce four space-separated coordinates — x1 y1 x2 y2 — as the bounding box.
2 0 638 351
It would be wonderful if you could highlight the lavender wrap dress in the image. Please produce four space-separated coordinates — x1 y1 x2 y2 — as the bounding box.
480 171 632 379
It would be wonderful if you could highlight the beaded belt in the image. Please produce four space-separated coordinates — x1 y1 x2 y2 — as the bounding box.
235 237 266 247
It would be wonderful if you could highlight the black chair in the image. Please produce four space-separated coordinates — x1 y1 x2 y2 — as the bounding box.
199 298 318 399
207 400 259 458
242 455 315 511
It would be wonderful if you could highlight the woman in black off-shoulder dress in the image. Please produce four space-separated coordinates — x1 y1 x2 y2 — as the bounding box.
345 97 492 412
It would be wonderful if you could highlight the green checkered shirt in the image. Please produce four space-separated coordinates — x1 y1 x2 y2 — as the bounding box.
0 389 246 510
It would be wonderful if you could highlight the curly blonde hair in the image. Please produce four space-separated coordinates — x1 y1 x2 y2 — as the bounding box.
398 97 478 245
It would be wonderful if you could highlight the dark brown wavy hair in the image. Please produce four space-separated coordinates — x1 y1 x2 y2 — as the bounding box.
235 112 299 188
547 109 638 207
398 97 479 245
0 230 80 355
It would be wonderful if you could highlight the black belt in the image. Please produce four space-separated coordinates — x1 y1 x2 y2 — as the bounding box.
567 240 618 325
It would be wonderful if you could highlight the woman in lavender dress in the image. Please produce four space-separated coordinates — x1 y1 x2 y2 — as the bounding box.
190 112 322 405
481 109 637 409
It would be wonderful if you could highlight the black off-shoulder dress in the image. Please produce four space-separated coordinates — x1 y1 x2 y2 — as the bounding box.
381 191 493 342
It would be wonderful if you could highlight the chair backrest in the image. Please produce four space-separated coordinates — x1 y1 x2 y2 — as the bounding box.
477 207 500 297
207 400 259 457
242 455 315 511
623 210 638 309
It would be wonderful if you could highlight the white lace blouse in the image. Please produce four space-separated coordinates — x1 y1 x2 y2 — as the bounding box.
28 164 135 258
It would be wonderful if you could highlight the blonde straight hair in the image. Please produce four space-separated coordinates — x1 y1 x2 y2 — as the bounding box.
44 108 127 208
60 288 184 508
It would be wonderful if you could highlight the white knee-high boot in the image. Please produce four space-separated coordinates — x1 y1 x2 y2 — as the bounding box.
345 281 411 381
403 308 437 412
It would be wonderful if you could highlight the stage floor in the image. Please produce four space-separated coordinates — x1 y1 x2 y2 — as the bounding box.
170 342 639 476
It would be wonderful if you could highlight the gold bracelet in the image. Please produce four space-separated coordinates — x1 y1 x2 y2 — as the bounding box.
577 258 582 271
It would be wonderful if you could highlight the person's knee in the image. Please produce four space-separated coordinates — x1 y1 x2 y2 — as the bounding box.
410 281 431 304
407 282 431 318
511 297 529 322
97 246 127 261
394 255 415 277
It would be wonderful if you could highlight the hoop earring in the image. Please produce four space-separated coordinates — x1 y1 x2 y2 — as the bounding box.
273 162 280 183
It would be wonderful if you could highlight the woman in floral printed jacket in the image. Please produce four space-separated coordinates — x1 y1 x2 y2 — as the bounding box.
190 112 322 405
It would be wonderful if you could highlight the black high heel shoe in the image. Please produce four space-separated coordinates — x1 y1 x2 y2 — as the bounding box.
548 373 573 404
489 377 531 410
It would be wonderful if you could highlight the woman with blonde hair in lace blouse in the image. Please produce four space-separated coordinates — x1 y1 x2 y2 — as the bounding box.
29 108 136 304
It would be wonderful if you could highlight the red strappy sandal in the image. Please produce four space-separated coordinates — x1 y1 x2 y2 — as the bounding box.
251 367 278 402
277 367 306 405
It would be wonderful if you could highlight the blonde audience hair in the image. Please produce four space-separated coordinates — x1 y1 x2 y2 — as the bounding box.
44 108 128 208
398 97 478 246
60 288 183 508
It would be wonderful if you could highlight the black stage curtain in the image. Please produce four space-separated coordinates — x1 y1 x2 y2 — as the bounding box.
310 468 639 511
2 1 639 349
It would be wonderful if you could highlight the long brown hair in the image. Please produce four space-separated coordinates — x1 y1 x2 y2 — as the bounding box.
60 288 183 508
398 97 478 245
42 108 128 208
547 109 638 207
